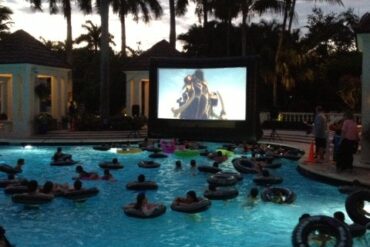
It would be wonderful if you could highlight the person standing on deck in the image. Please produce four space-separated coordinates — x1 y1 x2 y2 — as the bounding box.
313 106 328 162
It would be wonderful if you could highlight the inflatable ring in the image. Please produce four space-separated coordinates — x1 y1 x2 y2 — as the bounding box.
142 147 162 153
261 162 282 169
292 215 352 247
204 187 239 200
149 153 168 159
126 181 158 190
171 198 211 214
174 149 200 157
197 165 222 174
62 187 99 202
253 176 283 186
117 148 142 154
138 161 160 169
338 185 367 195
217 171 243 181
123 204 166 218
0 164 21 174
261 187 296 204
345 190 370 226
232 158 258 174
207 173 238 187
0 179 20 188
4 185 28 195
92 145 111 151
50 160 78 166
99 162 124 169
12 193 54 205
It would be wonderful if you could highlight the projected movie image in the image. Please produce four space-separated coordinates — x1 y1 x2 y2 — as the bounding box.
158 67 247 120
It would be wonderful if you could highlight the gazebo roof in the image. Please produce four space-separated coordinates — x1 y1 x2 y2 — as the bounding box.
123 39 183 71
0 30 70 68
356 12 370 34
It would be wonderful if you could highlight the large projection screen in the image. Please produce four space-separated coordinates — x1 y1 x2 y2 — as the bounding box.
157 67 247 121
148 57 259 142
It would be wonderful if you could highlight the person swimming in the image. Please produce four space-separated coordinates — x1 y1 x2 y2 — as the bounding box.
75 165 99 180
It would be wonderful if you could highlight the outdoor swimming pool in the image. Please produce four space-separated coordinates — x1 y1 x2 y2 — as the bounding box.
0 144 363 246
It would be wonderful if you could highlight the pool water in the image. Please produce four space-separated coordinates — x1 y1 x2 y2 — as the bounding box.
0 144 362 246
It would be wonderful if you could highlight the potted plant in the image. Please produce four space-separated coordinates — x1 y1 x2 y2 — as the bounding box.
34 113 52 134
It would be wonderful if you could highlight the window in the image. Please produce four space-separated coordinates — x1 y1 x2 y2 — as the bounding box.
0 78 7 119
35 77 51 113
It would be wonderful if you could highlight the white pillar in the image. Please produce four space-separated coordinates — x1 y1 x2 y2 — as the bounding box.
357 33 370 164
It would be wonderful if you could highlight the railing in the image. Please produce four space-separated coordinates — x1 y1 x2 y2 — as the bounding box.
260 112 362 125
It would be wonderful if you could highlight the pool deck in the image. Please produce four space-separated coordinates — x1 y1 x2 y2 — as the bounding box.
1 129 369 187
262 129 370 188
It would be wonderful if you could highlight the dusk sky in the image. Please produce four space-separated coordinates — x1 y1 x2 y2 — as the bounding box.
5 0 370 52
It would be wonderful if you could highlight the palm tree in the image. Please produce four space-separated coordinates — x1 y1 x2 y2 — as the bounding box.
238 0 284 56
272 0 343 106
27 0 93 65
211 0 239 56
0 4 13 40
169 0 189 48
99 0 110 119
193 0 213 27
111 0 162 57
75 20 116 53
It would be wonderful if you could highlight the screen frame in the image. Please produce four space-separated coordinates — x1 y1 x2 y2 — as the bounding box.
148 56 260 142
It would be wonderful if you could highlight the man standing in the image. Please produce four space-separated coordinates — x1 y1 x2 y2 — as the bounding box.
313 106 328 162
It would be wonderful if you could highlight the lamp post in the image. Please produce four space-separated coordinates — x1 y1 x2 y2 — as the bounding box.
356 13 370 164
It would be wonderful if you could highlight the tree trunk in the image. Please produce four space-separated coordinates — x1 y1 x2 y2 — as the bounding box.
273 0 289 106
203 0 208 27
241 3 249 56
65 0 73 65
169 0 176 48
100 0 110 120
120 10 127 57
288 0 296 33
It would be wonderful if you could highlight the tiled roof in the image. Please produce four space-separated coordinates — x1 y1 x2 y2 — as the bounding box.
123 39 183 70
0 30 70 68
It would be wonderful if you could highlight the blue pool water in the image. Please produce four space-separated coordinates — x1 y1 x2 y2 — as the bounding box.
0 144 360 246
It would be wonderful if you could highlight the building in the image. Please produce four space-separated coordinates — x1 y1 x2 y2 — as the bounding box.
123 40 182 117
0 30 72 138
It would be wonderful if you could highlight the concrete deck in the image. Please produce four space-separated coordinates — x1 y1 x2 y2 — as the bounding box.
1 129 369 187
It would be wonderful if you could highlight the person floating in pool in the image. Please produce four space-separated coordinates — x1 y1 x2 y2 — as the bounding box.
171 69 226 120
0 226 12 247
174 190 199 205
0 158 25 175
75 165 99 180
53 147 72 162
190 160 197 176
134 192 159 216
244 187 259 208
40 181 70 196
101 169 115 181
175 160 182 171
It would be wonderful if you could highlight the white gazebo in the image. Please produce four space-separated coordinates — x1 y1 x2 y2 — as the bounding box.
0 30 72 138
123 40 183 117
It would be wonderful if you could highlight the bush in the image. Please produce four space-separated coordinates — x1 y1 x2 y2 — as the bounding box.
34 113 56 134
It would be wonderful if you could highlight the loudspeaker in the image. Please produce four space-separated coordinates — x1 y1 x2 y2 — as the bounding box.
132 104 140 117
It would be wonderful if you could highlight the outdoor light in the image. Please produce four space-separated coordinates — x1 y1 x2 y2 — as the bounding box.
24 145 32 149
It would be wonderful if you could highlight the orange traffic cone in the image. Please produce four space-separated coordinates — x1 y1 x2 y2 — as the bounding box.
304 142 315 164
